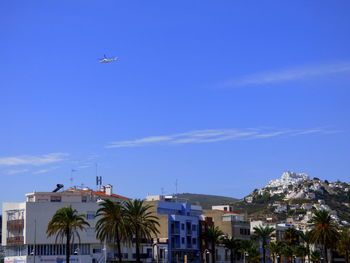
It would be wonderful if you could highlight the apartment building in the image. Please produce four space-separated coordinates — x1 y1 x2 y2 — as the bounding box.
203 209 251 240
145 195 203 263
2 184 132 263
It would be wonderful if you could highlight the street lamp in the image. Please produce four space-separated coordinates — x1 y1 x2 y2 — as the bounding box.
74 247 81 263
153 240 159 263
243 252 249 263
103 242 107 263
203 249 210 263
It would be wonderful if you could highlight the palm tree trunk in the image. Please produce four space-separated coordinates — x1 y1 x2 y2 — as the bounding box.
211 243 216 263
230 249 234 263
135 230 141 263
66 228 71 263
116 228 122 263
263 247 266 263
323 245 328 263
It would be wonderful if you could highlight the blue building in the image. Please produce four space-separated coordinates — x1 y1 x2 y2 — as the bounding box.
146 196 203 263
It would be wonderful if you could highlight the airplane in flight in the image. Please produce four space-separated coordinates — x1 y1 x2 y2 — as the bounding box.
99 55 118 63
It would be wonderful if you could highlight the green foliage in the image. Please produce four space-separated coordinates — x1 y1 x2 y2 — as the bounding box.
47 206 90 263
123 199 160 263
95 199 126 263
310 250 321 263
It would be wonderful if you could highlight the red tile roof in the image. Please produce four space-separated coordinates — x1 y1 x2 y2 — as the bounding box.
76 189 132 200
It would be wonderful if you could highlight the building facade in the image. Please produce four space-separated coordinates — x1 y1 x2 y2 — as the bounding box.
145 195 203 263
2 185 133 263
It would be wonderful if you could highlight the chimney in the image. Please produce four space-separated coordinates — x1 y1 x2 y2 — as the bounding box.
105 184 113 195
100 186 106 193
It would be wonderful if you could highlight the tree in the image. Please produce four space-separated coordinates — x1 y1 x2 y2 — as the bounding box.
294 246 307 263
246 247 262 263
284 227 300 247
281 246 294 263
336 229 350 263
222 236 241 263
309 210 340 263
310 250 321 263
95 199 126 263
299 231 312 263
123 199 160 263
267 241 284 263
253 225 275 263
47 206 90 263
204 226 224 263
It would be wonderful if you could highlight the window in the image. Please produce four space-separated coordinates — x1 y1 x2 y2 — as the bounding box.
240 228 250 235
82 196 87 202
192 238 196 244
93 248 102 254
182 237 185 244
192 225 196 231
50 196 61 202
86 212 95 220
181 224 185 230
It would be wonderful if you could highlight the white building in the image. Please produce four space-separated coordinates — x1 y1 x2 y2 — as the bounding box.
2 185 132 263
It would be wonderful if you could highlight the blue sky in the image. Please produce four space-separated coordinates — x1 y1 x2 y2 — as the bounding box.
1 1 350 203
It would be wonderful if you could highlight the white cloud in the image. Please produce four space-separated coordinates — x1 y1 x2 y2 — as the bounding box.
106 128 337 148
222 62 350 87
32 166 59 175
0 153 69 166
6 169 29 175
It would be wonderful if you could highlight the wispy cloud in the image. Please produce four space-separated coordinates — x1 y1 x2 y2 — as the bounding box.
6 169 29 175
32 166 59 175
222 62 350 87
106 128 336 148
0 153 69 166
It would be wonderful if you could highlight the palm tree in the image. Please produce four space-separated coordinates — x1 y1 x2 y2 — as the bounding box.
294 245 307 263
299 231 312 263
336 229 350 263
284 227 300 247
204 225 224 263
309 210 340 263
95 199 126 263
246 247 262 263
47 205 90 263
281 246 294 263
253 225 275 263
222 236 241 263
310 250 321 263
123 199 160 263
267 241 284 263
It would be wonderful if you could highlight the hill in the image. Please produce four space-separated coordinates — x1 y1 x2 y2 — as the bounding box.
231 172 350 224
177 193 239 209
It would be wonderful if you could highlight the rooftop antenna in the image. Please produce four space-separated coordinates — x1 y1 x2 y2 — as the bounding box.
175 179 178 197
96 163 102 191
161 187 165 196
70 169 77 187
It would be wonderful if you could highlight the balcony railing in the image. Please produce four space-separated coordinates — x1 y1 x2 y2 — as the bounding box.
7 219 24 231
171 228 180 235
7 236 24 246
172 243 180 249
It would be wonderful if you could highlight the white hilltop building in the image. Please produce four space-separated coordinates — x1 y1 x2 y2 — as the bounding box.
268 171 309 188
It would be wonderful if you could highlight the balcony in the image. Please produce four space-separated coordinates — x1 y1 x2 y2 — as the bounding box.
171 243 180 249
171 228 180 235
7 236 24 246
7 219 24 231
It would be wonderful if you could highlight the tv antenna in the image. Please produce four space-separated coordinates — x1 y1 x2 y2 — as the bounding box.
70 169 77 186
